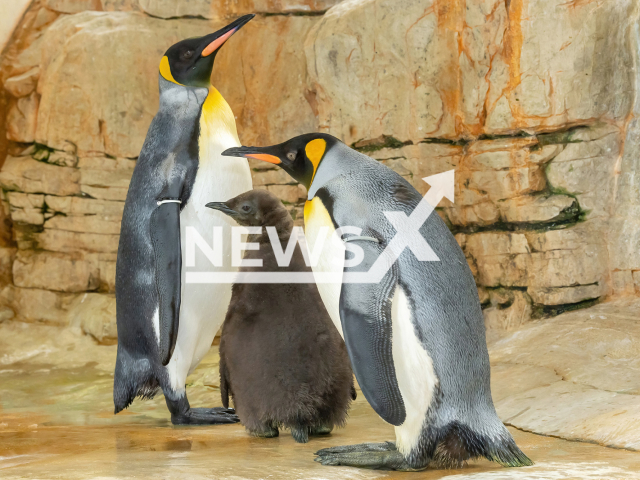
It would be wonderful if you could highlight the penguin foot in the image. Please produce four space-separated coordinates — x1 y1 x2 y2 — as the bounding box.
171 407 239 425
310 424 333 436
314 442 423 471
291 425 310 443
316 442 396 454
247 423 279 438
166 395 239 425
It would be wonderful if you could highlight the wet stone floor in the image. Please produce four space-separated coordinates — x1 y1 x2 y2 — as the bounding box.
3 301 640 479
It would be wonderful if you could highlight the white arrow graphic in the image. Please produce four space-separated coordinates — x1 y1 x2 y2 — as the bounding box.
345 169 455 283
419 169 456 221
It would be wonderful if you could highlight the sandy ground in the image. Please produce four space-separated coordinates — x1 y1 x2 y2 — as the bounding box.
2 299 640 479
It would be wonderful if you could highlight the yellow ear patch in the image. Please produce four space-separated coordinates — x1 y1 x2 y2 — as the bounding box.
305 138 327 182
159 56 184 86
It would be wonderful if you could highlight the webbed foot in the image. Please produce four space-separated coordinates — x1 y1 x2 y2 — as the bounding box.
290 423 333 442
315 442 424 471
172 407 239 425
247 423 279 438
166 396 239 425
291 425 310 443
310 424 333 436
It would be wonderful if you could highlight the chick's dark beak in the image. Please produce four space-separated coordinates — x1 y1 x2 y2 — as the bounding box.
200 14 255 57
205 202 237 217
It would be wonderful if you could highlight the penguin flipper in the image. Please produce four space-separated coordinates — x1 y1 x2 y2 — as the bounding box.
339 239 405 427
150 201 182 366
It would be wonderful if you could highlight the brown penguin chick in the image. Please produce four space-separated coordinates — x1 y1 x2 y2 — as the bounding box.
206 190 356 443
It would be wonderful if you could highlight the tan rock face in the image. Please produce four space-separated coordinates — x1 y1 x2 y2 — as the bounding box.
34 12 317 157
44 0 103 14
612 270 636 296
461 223 609 304
213 14 319 147
80 168 132 201
46 214 121 235
10 35 46 78
430 136 579 231
306 0 452 145
528 284 608 306
4 67 40 98
0 0 639 332
498 195 577 224
546 131 620 219
137 0 211 18
0 248 16 289
490 299 640 450
13 251 100 293
6 93 39 143
212 0 340 18
45 195 124 217
484 289 533 330
299 0 640 324
99 0 213 17
96 256 116 292
0 0 33 54
100 0 141 11
306 0 638 143
36 12 212 157
0 156 80 196
0 9 322 333
67 293 117 343
36 229 120 254
7 192 45 225
369 143 462 196
3 285 78 325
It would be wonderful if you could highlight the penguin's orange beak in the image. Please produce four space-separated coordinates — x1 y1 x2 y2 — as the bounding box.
201 14 254 57
245 153 281 165
202 29 238 57
222 147 281 165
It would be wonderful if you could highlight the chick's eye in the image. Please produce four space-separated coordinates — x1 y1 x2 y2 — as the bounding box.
241 205 251 212
286 152 296 161
183 50 194 59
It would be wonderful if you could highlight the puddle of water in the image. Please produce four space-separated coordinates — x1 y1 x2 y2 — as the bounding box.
1 322 640 479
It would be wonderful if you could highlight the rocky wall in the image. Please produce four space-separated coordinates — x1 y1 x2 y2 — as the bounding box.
0 0 638 341
0 1 330 341
305 0 640 328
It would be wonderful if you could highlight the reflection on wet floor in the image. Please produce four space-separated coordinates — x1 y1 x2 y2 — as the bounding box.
2 321 640 479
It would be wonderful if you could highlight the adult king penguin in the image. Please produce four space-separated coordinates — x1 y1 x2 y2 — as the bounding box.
222 134 533 470
113 15 254 425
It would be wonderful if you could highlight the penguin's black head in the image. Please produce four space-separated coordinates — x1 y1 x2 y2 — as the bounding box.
160 14 254 88
221 133 339 191
206 189 288 227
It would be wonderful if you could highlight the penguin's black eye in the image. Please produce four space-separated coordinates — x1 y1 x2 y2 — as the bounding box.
241 205 252 213
182 50 194 60
286 152 296 161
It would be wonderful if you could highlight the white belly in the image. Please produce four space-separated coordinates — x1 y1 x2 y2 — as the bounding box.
391 286 439 456
165 147 252 391
304 197 345 337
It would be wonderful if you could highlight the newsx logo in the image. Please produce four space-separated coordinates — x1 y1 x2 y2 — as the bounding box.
186 170 454 284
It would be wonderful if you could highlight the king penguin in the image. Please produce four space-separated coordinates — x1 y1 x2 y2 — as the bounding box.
113 15 254 425
222 134 533 469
